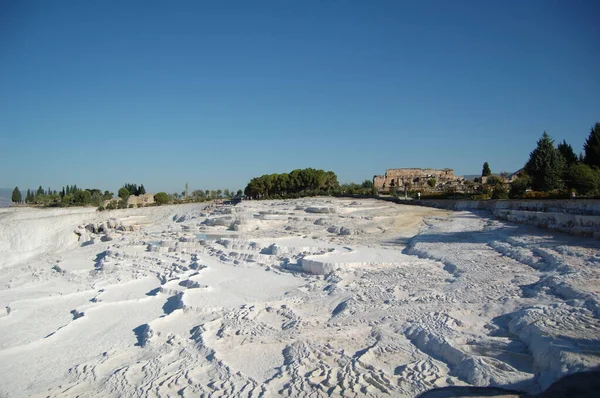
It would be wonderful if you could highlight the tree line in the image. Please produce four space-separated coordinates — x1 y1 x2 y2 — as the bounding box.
482 122 600 199
11 185 114 206
244 168 339 199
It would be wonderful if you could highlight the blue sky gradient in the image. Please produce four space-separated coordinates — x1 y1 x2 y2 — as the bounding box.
1 0 599 193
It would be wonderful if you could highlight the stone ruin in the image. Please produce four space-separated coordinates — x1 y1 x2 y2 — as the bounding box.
373 168 465 193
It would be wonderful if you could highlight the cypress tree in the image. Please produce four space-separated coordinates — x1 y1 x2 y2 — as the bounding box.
12 187 22 203
482 162 491 177
525 132 565 191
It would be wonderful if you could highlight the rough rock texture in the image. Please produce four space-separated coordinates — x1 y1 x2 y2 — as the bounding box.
373 168 462 192
0 199 598 397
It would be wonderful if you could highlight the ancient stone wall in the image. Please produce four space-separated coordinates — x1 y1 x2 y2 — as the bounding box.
373 175 386 189
373 168 462 192
127 193 155 207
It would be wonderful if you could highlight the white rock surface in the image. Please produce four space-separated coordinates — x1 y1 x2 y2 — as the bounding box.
0 198 599 397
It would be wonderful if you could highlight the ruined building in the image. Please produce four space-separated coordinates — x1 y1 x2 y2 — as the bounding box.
373 168 465 193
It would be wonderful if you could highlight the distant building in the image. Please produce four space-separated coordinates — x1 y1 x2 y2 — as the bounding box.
373 168 465 193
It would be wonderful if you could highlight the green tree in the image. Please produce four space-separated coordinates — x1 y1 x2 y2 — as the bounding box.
91 191 103 206
583 122 600 168
154 192 169 205
509 176 531 199
524 132 565 191
565 163 600 196
61 194 73 206
557 140 578 166
491 185 508 199
236 189 243 196
486 175 502 186
244 168 339 199
139 185 146 195
361 180 373 189
118 187 130 200
482 162 491 177
83 190 92 205
192 190 205 200
12 187 21 203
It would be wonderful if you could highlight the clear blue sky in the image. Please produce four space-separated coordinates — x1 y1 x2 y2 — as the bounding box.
1 0 599 194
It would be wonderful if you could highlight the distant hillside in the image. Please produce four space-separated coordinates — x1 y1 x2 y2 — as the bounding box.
0 188 13 208
462 175 480 181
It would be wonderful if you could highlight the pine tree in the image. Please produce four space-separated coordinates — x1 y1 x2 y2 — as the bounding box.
12 187 22 203
118 187 130 200
139 184 146 195
557 140 578 166
583 122 600 168
482 162 491 177
525 132 565 191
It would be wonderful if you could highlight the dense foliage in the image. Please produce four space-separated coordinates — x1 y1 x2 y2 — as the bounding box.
583 122 600 168
557 140 578 167
22 185 113 207
122 183 146 196
244 168 339 199
510 123 600 198
565 163 599 196
525 132 565 192
481 162 491 177
118 187 130 200
154 192 169 205
509 175 531 199
11 187 22 203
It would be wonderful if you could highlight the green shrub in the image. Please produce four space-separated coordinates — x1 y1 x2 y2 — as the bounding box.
509 176 531 199
491 185 509 199
154 192 169 205
486 175 502 186
523 190 570 199
118 187 130 200
97 205 105 212
565 163 600 196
